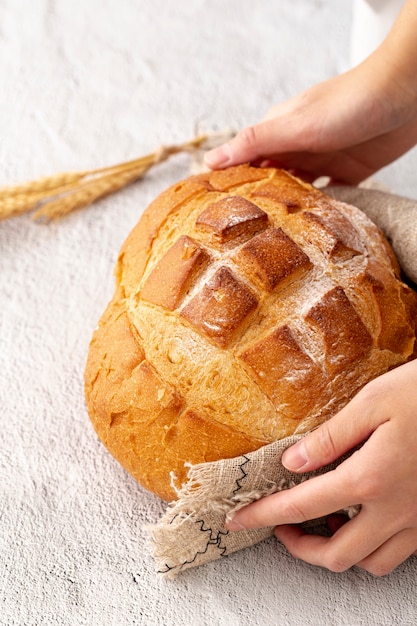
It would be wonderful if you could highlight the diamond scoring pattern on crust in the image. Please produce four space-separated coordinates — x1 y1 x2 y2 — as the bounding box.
301 207 363 260
250 180 321 213
305 285 373 374
141 235 210 311
180 266 258 348
140 193 372 355
234 227 312 292
195 195 269 245
239 325 327 414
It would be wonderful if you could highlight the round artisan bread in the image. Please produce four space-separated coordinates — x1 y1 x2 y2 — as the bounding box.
84 165 417 501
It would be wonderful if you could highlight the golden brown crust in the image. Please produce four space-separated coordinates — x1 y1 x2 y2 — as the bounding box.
181 266 258 348
141 235 210 311
195 195 269 245
304 285 373 375
234 227 312 292
84 165 417 500
239 324 327 417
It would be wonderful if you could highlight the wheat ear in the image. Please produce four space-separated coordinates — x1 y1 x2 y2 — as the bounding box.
0 133 225 223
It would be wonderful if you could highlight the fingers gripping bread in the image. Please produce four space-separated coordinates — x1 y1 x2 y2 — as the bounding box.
84 165 417 500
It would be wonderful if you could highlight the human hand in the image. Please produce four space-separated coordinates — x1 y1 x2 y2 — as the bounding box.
205 45 417 184
226 359 417 576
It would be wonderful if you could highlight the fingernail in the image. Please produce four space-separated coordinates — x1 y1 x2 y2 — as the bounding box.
282 440 308 471
273 526 285 540
204 146 231 169
225 514 246 532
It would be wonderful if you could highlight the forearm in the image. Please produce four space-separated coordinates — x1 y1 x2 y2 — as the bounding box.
369 0 417 119
383 0 417 79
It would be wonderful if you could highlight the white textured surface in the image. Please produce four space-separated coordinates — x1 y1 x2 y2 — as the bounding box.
1 1 417 625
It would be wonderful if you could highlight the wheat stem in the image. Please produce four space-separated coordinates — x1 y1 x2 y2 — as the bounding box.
0 133 215 223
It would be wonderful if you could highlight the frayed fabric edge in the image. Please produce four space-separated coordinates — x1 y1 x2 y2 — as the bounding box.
146 435 360 577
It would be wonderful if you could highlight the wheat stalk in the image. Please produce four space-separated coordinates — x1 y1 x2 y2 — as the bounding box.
0 133 228 223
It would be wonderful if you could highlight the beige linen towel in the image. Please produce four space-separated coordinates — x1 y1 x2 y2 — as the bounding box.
148 186 417 577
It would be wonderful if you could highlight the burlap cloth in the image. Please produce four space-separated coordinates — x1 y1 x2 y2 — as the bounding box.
148 186 417 577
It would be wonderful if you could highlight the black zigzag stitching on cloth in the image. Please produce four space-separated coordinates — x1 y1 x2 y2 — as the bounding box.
232 454 250 495
158 454 252 574
157 518 229 574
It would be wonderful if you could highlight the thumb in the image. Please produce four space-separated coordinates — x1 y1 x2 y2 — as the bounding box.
204 118 287 169
282 390 378 473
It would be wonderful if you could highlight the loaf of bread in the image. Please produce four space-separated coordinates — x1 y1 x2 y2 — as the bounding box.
84 165 417 501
